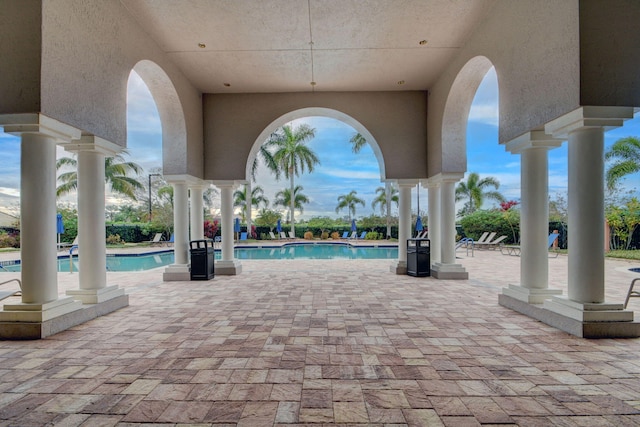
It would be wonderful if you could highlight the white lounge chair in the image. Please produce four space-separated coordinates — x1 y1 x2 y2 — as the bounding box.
288 231 296 239
269 231 277 240
475 234 507 250
146 233 163 245
280 232 288 240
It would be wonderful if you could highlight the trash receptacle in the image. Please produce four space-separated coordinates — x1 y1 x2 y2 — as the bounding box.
190 239 215 280
407 238 430 277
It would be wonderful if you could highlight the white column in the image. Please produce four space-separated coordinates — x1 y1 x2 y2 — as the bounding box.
543 106 634 323
190 185 205 241
214 181 242 275
163 180 190 281
20 133 59 303
0 115 83 325
501 132 562 304
390 180 415 274
426 179 441 264
431 173 468 279
246 181 252 239
65 137 125 303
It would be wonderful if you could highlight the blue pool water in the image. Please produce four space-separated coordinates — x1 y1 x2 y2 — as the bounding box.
0 244 398 272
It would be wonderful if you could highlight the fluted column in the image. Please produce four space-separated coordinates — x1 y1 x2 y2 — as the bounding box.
213 181 242 275
501 132 562 304
66 137 125 303
431 173 468 279
390 180 415 275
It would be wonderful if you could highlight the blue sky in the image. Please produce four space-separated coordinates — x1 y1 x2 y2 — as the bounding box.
0 69 638 219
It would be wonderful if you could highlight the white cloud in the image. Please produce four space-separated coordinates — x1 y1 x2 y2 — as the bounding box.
467 103 499 126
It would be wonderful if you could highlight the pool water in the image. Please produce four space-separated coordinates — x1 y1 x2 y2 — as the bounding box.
0 244 398 272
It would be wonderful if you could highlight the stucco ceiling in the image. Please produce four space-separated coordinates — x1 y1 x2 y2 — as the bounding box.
120 0 495 93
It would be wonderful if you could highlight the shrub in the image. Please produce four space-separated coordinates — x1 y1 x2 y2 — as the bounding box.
0 232 19 248
106 234 124 245
304 231 314 240
459 209 519 244
321 231 329 239
330 231 341 240
365 231 379 240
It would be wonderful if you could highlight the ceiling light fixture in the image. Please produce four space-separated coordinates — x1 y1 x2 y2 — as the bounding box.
198 43 206 48
419 40 428 45
397 80 405 85
310 81 316 86
223 83 231 87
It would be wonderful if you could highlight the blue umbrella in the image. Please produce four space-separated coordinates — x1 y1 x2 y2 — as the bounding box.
56 213 64 248
415 215 423 235
234 217 241 233
351 219 357 232
276 218 282 233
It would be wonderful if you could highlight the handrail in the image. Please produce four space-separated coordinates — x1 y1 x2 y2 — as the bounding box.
0 278 22 292
455 237 474 257
69 245 78 273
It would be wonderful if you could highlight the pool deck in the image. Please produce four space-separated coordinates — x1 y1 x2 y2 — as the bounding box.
0 246 639 425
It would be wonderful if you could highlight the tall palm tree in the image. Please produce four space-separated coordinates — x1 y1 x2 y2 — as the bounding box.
270 124 319 234
455 172 505 214
233 185 269 223
372 185 399 237
605 136 640 191
349 132 367 153
335 190 365 222
56 152 144 200
274 186 309 223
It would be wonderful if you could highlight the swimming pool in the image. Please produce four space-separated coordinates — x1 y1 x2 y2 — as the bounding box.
0 243 398 272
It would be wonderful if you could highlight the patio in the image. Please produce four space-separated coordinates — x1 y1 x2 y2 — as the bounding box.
0 250 638 425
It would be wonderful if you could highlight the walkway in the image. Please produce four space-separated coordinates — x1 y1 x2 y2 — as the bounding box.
0 251 638 425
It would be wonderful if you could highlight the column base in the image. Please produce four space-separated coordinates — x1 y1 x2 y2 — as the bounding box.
499 294 640 338
430 262 468 280
544 296 633 322
501 284 563 304
0 294 129 339
215 260 242 276
66 285 125 304
390 260 407 275
163 263 191 281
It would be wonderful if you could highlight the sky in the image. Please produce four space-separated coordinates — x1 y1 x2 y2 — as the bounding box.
0 69 638 219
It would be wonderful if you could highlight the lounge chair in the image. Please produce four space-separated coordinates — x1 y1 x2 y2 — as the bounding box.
280 232 288 240
341 231 349 239
475 232 494 245
58 236 79 249
475 234 507 250
348 231 357 240
0 278 22 302
624 278 640 309
359 231 367 240
500 233 560 257
239 231 248 241
164 233 174 247
269 231 277 240
147 233 163 245
288 231 296 239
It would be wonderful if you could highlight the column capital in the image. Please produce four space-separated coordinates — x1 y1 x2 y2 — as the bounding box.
164 174 202 185
504 131 563 154
63 135 122 156
429 172 464 184
395 179 419 188
545 106 635 139
0 113 81 142
211 180 243 190
188 180 210 190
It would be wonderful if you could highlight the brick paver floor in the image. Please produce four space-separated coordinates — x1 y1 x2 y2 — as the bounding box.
0 250 639 426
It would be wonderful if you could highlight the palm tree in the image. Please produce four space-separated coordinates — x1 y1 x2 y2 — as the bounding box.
270 124 319 234
372 185 399 237
233 185 269 223
605 136 640 191
335 190 365 222
350 132 367 153
56 152 144 200
455 172 505 214
274 186 309 223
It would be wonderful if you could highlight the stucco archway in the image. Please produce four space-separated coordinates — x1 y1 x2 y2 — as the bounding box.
131 60 188 176
245 107 387 182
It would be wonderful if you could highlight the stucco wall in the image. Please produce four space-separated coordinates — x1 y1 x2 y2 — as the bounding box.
579 0 640 107
203 92 428 181
427 0 580 176
39 0 203 177
0 0 42 114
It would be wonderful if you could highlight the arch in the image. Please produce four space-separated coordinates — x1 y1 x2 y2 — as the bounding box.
245 107 387 181
441 56 496 173
130 60 187 175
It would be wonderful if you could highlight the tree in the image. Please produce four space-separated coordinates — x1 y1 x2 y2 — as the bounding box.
269 124 318 234
372 185 399 238
335 190 365 222
255 208 282 231
605 136 640 191
455 172 505 215
233 185 268 222
56 151 144 200
274 185 309 222
349 132 367 153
